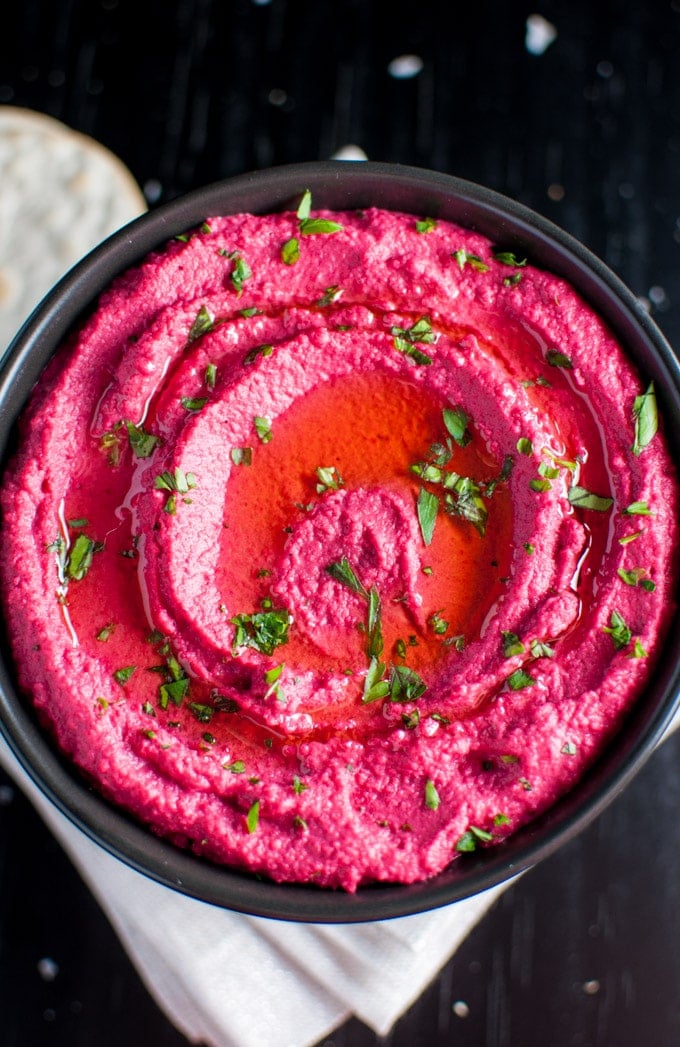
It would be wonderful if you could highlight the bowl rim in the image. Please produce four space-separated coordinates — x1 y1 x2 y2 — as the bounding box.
0 160 678 923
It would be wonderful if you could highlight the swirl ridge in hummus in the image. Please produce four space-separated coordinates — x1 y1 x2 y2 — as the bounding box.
2 203 677 891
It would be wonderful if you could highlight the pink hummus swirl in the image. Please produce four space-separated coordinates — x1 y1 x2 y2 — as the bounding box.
1 200 677 890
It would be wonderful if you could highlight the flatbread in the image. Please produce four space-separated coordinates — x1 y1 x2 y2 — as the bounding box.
0 107 147 352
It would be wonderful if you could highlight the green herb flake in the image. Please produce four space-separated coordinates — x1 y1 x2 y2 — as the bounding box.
231 609 291 656
424 779 441 810
187 305 214 343
159 677 190 708
632 382 658 456
416 217 438 233
504 272 523 287
524 542 535 554
619 530 643 546
494 251 527 268
402 708 420 729
417 487 439 546
502 631 525 657
125 421 160 458
66 533 97 581
391 317 437 366
224 760 246 774
362 656 390 703
516 437 533 456
530 477 552 493
561 741 577 755
296 189 312 221
68 517 88 528
181 396 209 413
230 447 253 467
113 665 136 685
506 668 536 691
246 799 260 834
546 349 573 369
205 363 217 388
292 775 309 795
603 610 632 651
315 285 343 307
493 812 511 826
389 664 427 703
623 500 653 516
299 217 344 236
629 638 648 659
567 485 614 512
281 237 300 265
188 702 214 723
453 249 489 272
429 610 449 635
443 406 471 447
326 556 368 599
224 251 252 294
530 639 555 658
315 464 344 493
243 343 275 365
96 623 115 642
455 825 493 852
617 567 656 591
254 416 273 443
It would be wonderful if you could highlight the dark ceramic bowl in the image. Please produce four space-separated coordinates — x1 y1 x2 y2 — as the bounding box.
0 162 678 923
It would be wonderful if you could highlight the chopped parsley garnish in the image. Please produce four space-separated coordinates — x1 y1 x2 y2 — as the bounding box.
567 485 613 512
502 631 525 657
506 668 536 691
230 447 253 466
493 812 511 826
424 779 441 810
299 216 343 236
456 825 493 852
113 665 136 685
180 395 208 412
326 556 368 598
205 363 217 388
254 416 273 443
281 237 300 265
188 702 214 723
417 487 439 546
362 656 390 703
222 250 252 294
530 639 555 658
125 421 160 458
629 638 648 659
493 251 527 268
315 285 343 307
416 217 437 233
246 800 260 833
224 760 246 773
516 437 533 456
429 610 449 635
231 609 291 656
159 677 190 709
315 465 344 493
623 500 653 516
68 518 88 528
561 741 577 755
388 664 427 703
603 610 632 651
530 477 552 493
66 533 97 581
632 382 658 456
292 775 309 795
453 248 489 272
391 317 436 365
617 567 656 591
546 349 573 369
243 343 274 365
187 305 214 343
442 406 471 447
154 468 197 513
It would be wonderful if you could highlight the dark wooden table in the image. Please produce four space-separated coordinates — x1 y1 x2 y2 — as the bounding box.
1 2 679 1044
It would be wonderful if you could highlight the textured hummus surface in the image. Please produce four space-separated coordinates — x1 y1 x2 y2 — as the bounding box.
2 202 677 890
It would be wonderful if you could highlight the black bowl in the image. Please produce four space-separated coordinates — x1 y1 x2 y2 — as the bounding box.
0 162 678 923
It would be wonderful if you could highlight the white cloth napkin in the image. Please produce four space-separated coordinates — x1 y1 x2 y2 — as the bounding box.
0 735 506 1046
2 707 679 1047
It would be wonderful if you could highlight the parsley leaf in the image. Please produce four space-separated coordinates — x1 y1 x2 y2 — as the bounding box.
632 382 658 456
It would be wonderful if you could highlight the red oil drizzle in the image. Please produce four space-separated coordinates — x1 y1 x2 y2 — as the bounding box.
220 370 513 674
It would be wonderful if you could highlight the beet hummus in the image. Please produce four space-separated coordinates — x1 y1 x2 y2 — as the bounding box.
2 193 678 891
